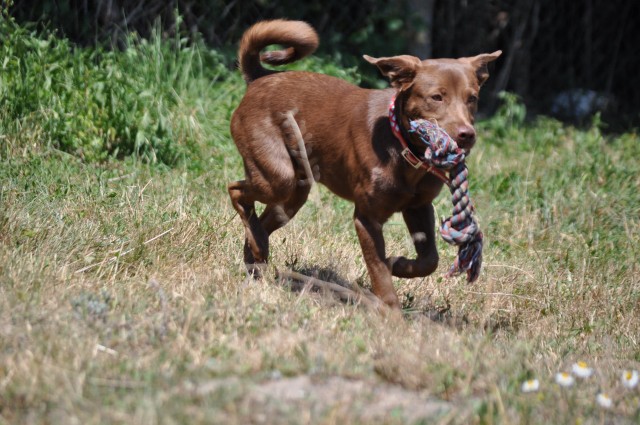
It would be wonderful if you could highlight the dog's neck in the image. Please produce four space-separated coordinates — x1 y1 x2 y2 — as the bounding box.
388 94 449 184
392 95 415 147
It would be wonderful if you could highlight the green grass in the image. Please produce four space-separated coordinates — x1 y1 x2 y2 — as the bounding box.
1 16 640 424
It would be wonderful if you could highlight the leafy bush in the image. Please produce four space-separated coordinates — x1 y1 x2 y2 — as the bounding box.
0 14 231 164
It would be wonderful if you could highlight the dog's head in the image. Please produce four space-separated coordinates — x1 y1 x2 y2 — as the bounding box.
365 51 501 152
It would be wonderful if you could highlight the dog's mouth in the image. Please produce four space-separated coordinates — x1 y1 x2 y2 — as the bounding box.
456 135 477 154
407 119 466 167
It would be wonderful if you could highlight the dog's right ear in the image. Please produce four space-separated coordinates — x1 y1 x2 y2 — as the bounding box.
363 55 421 89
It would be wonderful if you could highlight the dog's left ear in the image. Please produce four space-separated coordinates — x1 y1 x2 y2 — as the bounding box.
364 54 421 89
465 50 502 86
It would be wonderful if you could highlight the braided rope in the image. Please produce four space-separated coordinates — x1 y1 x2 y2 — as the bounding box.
408 119 483 283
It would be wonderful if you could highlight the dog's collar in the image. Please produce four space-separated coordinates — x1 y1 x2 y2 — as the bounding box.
388 96 449 184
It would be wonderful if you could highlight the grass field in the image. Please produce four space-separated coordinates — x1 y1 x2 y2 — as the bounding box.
1 15 639 424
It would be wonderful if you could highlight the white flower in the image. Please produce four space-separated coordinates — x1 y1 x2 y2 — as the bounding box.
555 372 575 387
596 392 613 409
521 379 540 393
571 361 593 378
621 370 639 389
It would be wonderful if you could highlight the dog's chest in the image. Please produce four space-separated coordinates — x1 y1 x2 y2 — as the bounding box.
369 165 444 211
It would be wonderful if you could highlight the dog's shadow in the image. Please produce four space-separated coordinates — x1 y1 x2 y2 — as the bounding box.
277 264 371 307
277 263 479 329
286 264 354 289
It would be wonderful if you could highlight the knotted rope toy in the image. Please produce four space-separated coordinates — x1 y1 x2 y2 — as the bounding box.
389 97 483 283
408 119 483 282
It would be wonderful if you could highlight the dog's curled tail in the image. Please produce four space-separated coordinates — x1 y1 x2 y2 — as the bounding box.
238 20 319 84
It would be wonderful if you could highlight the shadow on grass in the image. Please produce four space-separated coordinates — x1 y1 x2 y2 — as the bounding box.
276 264 375 308
279 263 520 334
288 264 354 289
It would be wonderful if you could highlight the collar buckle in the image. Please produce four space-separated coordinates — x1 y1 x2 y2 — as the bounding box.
401 147 425 169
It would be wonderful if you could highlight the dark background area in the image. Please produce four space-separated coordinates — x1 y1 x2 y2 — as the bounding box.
8 0 640 130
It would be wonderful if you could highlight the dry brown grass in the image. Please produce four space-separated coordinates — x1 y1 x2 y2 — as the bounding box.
2 92 640 424
2 131 639 425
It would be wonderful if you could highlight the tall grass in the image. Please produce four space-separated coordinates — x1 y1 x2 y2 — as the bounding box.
1 17 639 425
0 14 237 165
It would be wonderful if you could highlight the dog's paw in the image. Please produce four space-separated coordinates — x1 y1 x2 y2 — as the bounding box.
245 262 267 280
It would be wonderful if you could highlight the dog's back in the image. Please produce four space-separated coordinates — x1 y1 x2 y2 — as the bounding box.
231 20 374 203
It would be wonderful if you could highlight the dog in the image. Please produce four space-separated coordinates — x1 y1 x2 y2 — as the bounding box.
228 19 500 309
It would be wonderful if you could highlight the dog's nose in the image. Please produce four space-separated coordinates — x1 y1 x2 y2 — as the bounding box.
455 125 476 149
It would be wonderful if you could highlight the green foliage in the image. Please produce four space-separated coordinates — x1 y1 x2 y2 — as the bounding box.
479 92 527 141
0 15 231 165
278 54 361 85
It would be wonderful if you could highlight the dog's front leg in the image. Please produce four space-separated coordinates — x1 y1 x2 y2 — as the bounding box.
353 210 400 309
388 204 439 278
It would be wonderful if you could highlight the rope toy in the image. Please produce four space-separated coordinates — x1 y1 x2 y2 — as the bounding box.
408 119 483 283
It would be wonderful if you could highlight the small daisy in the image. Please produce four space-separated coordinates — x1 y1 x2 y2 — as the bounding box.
621 370 639 389
571 361 593 378
555 372 575 387
596 392 613 409
521 379 540 393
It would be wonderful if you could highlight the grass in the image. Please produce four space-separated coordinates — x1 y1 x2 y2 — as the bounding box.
1 16 640 424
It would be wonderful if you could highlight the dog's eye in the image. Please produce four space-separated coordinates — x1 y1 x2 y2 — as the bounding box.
468 95 478 104
431 94 443 102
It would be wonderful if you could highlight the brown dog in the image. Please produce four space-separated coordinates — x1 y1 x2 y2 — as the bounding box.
228 20 500 309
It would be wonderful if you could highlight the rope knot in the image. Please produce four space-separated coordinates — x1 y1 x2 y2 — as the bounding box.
409 119 466 169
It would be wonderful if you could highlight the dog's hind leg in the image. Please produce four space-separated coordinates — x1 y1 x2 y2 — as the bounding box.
259 184 311 235
228 179 270 277
257 110 315 235
228 131 300 277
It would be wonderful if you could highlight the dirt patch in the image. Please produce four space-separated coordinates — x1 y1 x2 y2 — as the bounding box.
191 375 453 423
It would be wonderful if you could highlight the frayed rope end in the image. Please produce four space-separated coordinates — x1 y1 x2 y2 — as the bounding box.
445 231 483 283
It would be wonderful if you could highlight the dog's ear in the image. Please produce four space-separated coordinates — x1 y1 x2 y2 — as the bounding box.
363 55 421 89
465 50 502 86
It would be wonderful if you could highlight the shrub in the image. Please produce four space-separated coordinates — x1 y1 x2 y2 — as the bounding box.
0 14 230 165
